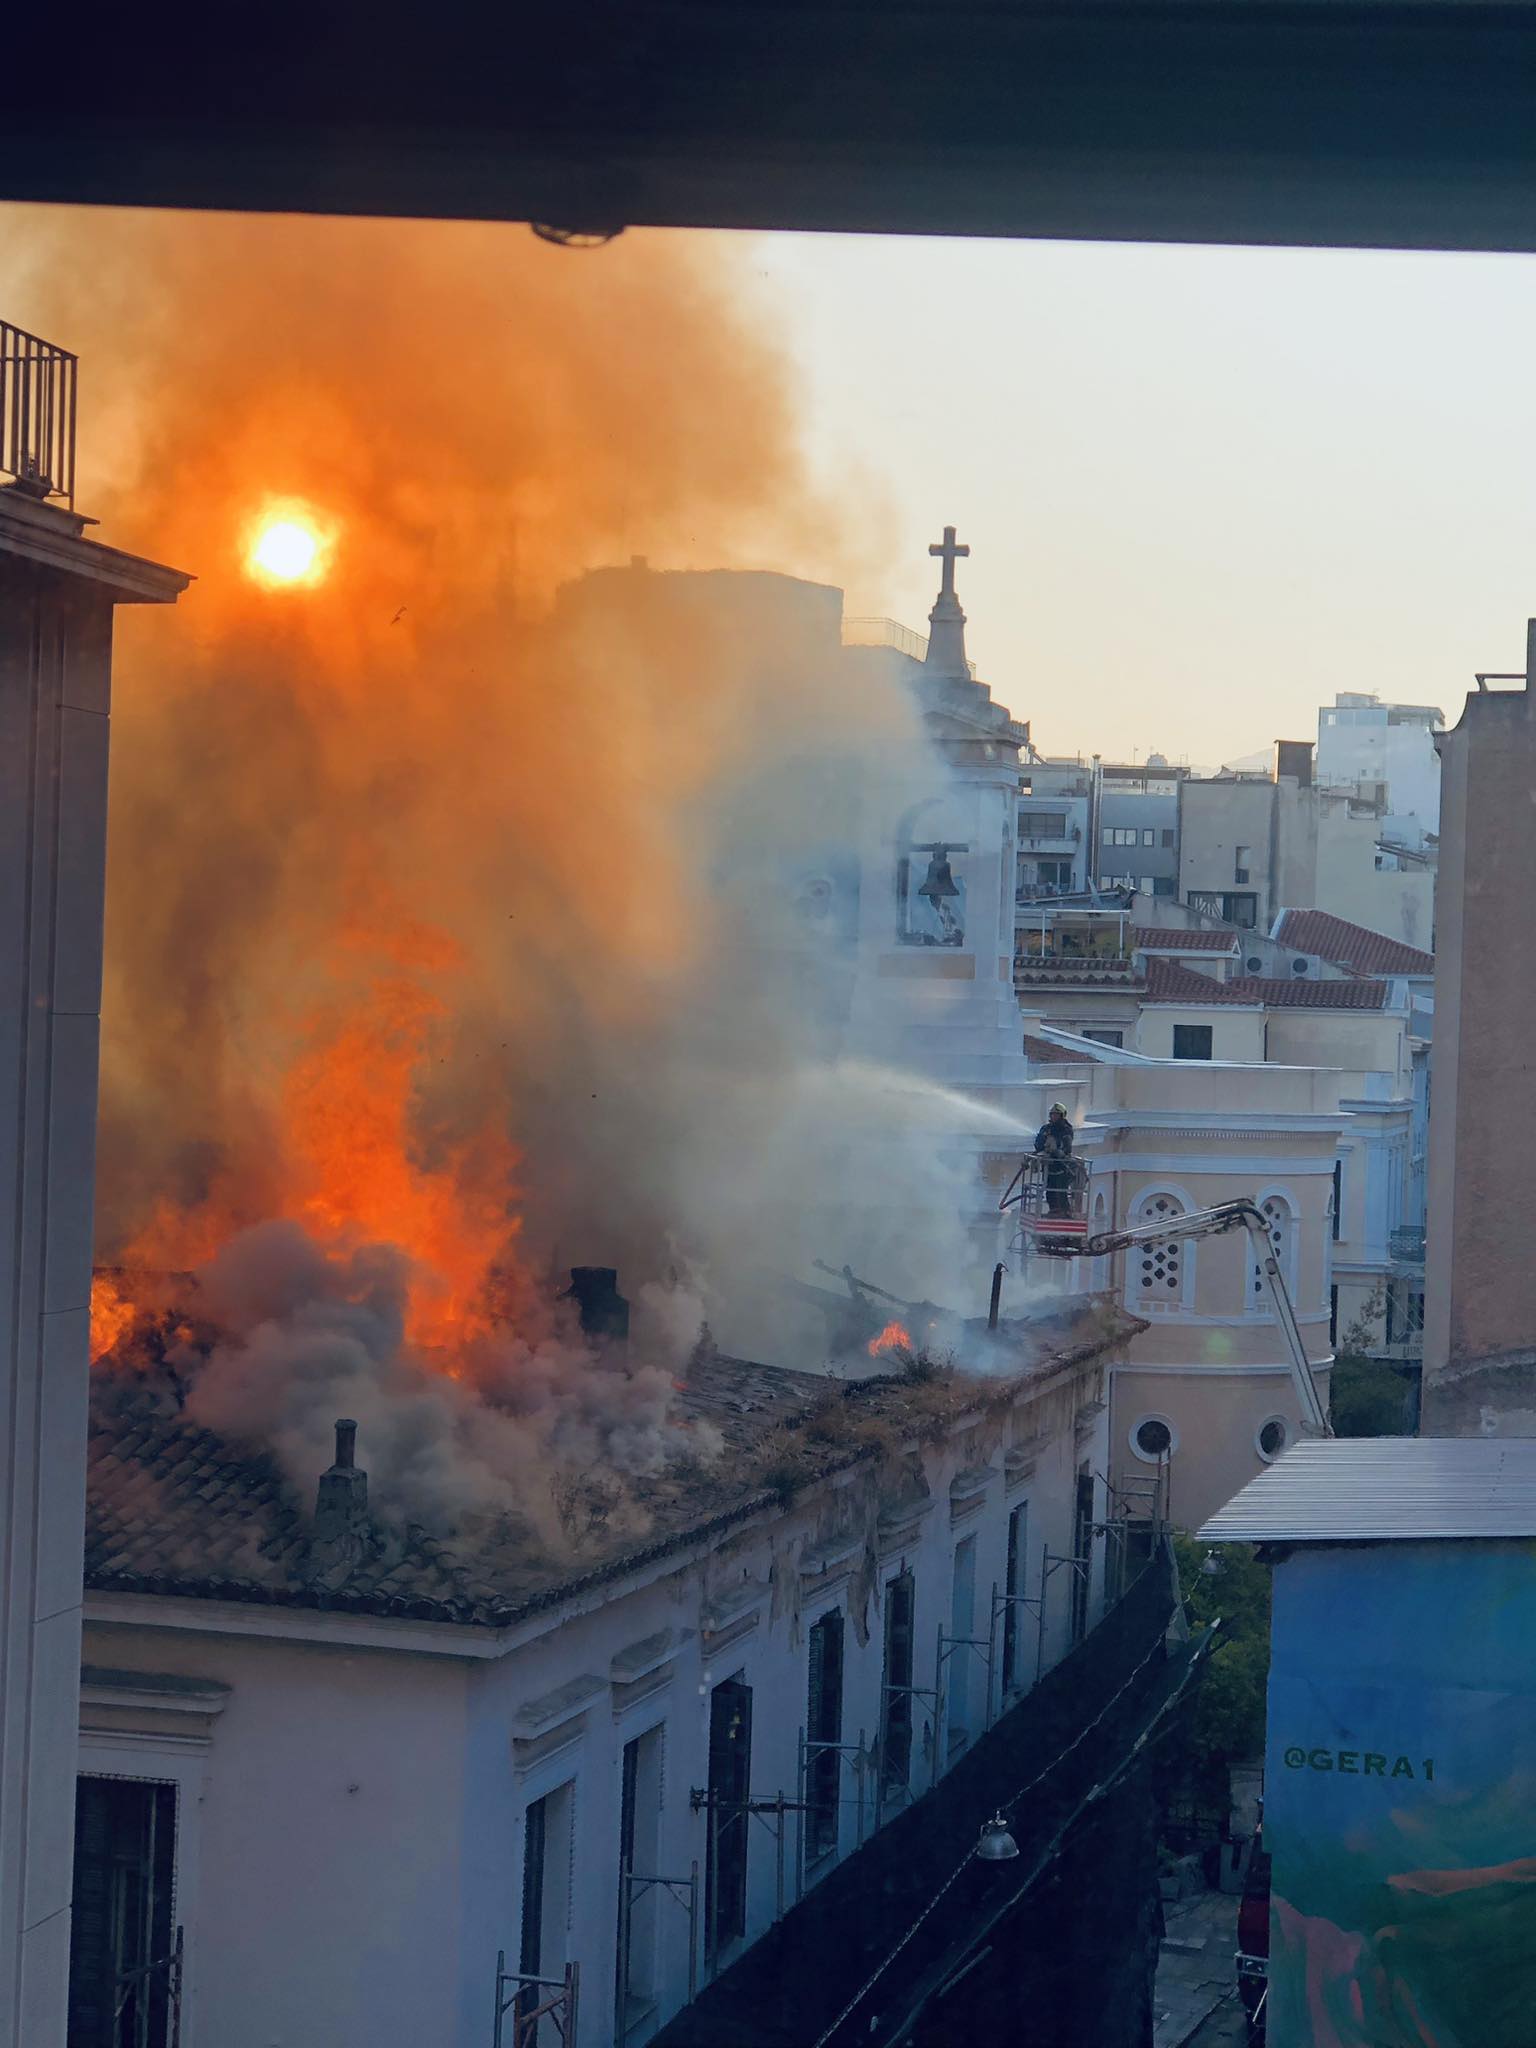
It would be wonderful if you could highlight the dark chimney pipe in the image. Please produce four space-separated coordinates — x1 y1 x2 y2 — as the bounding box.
313 1416 368 1551
566 1267 630 1344
988 1263 1005 1332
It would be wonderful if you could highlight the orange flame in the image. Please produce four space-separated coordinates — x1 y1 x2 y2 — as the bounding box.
18 208 848 1385
867 1319 912 1358
89 1274 137 1362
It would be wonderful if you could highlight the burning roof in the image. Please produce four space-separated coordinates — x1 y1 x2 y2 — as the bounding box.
84 1296 1140 1631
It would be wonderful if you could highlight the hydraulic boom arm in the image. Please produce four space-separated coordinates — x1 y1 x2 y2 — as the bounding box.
1083 1201 1332 1437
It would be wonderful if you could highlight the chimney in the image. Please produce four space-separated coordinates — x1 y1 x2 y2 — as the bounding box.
313 1417 369 1549
1273 739 1314 787
565 1267 631 1344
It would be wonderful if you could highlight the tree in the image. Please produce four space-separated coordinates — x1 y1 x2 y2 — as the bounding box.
1328 1283 1411 1437
1171 1533 1272 1810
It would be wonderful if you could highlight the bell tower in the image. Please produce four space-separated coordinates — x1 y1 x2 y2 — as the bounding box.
846 526 1030 1099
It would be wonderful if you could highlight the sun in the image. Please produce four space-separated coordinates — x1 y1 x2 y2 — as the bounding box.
246 506 332 588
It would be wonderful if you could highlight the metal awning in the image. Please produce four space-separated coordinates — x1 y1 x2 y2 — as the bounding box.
1200 1437 1536 1545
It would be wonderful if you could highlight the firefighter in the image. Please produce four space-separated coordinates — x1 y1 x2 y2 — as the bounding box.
1034 1102 1075 1216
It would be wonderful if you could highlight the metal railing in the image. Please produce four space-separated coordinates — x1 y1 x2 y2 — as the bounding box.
1 321 76 506
1389 1225 1426 1265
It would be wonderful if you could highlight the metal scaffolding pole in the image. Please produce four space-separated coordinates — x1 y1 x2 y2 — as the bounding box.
493 1954 580 2048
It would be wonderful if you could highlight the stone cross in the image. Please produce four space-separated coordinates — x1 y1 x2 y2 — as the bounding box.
928 524 970 596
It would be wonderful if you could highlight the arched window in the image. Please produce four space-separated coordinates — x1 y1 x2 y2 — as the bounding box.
1250 1194 1295 1314
1131 1191 1187 1311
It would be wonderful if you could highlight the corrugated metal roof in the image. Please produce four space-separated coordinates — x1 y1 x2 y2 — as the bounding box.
1199 1437 1536 1544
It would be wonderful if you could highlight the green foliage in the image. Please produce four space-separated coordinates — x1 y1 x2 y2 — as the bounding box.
1330 1353 1411 1437
1328 1281 1411 1437
1172 1533 1272 1796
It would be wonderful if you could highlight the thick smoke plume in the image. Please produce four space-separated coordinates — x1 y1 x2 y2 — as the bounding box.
6 207 978 1537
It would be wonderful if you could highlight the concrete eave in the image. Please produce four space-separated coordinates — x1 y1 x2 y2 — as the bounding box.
0 491 191 603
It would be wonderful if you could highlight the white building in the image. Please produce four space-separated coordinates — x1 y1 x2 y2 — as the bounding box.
1316 691 1444 835
75 1295 1143 2048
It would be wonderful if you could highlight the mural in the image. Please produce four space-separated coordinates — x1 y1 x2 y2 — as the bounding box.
1265 1543 1536 2047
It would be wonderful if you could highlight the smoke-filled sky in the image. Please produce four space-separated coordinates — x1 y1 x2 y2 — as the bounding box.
6 204 1527 1526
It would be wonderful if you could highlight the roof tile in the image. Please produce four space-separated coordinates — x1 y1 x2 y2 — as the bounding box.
1273 908 1433 977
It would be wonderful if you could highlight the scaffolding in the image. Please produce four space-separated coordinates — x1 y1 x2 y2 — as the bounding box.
615 1864 698 2044
690 1785 812 1980
795 1726 875 1884
492 1954 580 2048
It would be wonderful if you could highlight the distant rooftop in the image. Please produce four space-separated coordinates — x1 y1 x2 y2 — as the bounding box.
1224 974 1390 1010
1273 908 1434 977
1201 1438 1536 1545
1131 926 1239 954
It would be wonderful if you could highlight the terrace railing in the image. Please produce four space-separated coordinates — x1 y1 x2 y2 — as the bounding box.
1 321 77 507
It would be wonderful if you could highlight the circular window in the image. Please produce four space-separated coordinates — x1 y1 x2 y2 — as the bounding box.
1256 1416 1289 1462
1131 1414 1177 1462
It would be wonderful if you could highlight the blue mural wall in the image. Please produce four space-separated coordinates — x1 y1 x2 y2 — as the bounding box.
1265 1538 1536 2047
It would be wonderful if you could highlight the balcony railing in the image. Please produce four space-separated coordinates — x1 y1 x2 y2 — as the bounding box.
1389 1225 1426 1265
1 322 77 508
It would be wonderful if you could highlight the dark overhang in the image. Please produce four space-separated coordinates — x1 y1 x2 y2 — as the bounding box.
10 4 1536 252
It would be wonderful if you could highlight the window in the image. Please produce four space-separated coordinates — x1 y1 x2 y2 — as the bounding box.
1143 827 1156 847
616 1728 664 2024
947 1537 978 1754
1021 809 1068 838
1133 1193 1186 1309
1161 827 1175 849
1234 844 1252 884
1172 1024 1213 1060
1131 1414 1178 1462
806 1612 845 1861
69 1776 177 2048
1101 825 1139 846
1256 1416 1289 1462
880 1572 916 1800
520 1780 574 2035
1331 1160 1343 1241
1002 1501 1029 1696
1152 875 1177 897
1386 1284 1426 1345
705 1677 752 1956
1140 873 1155 892
1250 1196 1292 1311
1082 1028 1123 1048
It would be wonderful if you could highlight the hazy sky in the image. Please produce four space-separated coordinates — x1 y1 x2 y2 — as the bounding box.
740 231 1536 765
13 210 1536 767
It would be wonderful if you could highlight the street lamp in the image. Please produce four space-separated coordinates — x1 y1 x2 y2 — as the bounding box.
976 1812 1019 1862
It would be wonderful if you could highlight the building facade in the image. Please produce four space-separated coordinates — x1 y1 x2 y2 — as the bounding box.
1422 637 1536 1434
0 393 187 2048
1316 690 1444 834
75 1304 1138 2048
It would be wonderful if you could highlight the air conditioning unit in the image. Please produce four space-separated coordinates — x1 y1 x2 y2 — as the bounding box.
1245 955 1265 974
